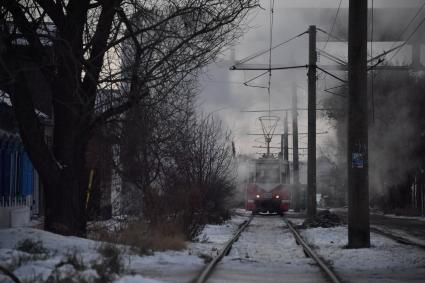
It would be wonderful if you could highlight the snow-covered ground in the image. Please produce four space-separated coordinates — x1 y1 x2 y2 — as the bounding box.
2 210 425 283
301 226 425 283
208 215 328 283
0 210 249 283
330 207 425 246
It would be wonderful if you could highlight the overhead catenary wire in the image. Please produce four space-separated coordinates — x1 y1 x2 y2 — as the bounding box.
316 66 347 83
316 28 345 45
319 8 425 98
371 0 375 121
321 0 342 52
387 1 425 61
267 0 275 118
322 84 347 98
243 71 269 88
232 31 308 67
372 1 425 68
315 1 345 97
387 17 425 63
318 49 347 65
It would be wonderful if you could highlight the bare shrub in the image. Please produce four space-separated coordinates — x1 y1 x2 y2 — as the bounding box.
89 220 185 254
92 243 124 283
56 251 85 271
15 239 47 255
149 223 186 252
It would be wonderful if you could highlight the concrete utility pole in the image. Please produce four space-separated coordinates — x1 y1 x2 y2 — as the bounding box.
283 112 290 183
292 83 300 212
348 0 370 248
307 25 317 218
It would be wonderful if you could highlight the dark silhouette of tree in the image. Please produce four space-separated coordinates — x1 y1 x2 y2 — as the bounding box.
0 0 257 235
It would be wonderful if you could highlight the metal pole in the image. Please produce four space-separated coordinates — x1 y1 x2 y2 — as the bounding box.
292 83 300 212
266 138 270 156
307 25 317 218
284 112 290 183
348 0 370 248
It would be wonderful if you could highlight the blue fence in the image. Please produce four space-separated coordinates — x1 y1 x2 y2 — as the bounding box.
0 133 35 203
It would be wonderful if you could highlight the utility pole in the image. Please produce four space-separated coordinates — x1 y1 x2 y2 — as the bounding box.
348 0 370 248
283 112 290 183
292 83 300 212
307 25 317 218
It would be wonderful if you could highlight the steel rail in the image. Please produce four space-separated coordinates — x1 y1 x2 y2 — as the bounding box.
370 226 425 250
283 218 342 283
194 215 254 283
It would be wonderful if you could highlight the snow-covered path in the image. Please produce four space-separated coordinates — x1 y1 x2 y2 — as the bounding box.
208 215 328 283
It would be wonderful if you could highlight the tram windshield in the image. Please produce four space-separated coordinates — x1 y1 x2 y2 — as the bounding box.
255 163 280 183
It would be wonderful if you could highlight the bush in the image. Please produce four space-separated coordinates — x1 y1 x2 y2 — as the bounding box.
15 239 47 254
96 244 124 274
89 220 186 255
302 210 342 228
149 222 186 251
56 250 85 271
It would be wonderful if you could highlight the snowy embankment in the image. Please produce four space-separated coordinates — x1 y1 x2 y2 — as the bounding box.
300 226 425 283
0 210 249 283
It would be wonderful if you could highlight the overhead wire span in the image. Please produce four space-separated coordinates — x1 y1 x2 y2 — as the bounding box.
388 1 425 57
231 64 308 71
316 27 345 43
373 1 425 68
324 84 346 91
267 0 275 117
367 43 405 63
232 31 308 67
321 0 342 52
322 88 347 98
387 17 425 63
316 1 344 99
316 66 347 83
322 84 347 98
371 0 375 121
243 71 269 88
318 49 347 65
241 108 338 112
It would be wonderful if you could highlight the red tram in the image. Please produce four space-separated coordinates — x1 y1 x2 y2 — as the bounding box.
245 156 290 215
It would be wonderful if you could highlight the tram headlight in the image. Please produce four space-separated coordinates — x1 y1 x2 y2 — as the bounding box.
275 195 280 199
256 194 260 199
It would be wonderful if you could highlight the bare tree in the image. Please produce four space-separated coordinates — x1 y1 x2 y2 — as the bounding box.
0 0 257 235
158 114 236 239
117 77 197 216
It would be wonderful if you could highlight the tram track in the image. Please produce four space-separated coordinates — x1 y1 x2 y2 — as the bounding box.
194 215 254 283
370 226 425 250
284 218 342 283
192 214 343 283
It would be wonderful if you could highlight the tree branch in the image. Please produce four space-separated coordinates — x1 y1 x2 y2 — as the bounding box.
82 0 122 100
0 265 21 283
34 0 65 28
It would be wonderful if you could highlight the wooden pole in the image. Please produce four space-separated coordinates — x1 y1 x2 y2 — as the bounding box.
347 0 370 248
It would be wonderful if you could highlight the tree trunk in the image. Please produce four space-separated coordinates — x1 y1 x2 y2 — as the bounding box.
44 143 88 236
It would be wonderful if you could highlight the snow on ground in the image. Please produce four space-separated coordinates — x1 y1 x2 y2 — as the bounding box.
125 209 250 283
0 210 249 283
188 209 250 257
331 207 425 222
301 225 425 283
208 215 328 283
0 227 102 282
3 209 424 283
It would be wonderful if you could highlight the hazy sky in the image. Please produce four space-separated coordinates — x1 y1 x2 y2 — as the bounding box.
198 0 423 159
